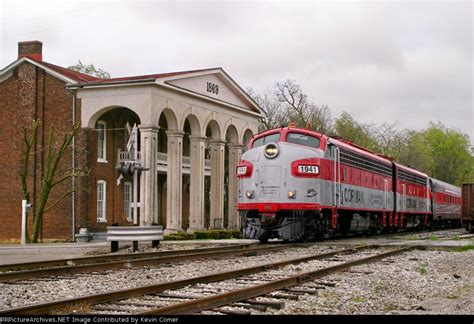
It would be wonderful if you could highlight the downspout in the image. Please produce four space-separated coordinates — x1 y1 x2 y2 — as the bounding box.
71 90 76 242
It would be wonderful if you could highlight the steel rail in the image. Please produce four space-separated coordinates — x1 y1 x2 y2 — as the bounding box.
0 244 298 282
141 246 414 315
0 245 368 315
0 243 260 272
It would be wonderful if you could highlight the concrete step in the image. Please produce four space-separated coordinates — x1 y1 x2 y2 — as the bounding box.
90 232 107 242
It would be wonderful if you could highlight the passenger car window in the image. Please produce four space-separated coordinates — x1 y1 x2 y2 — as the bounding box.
252 133 281 148
286 132 320 148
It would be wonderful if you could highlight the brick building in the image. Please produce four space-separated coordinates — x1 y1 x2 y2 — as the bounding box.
0 41 262 242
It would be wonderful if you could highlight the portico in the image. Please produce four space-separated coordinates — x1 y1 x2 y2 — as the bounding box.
71 68 261 233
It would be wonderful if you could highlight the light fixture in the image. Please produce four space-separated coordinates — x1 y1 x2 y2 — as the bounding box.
246 190 255 199
287 190 297 199
264 143 279 159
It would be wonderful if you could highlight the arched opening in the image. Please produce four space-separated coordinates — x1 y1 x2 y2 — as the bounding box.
157 108 183 232
181 119 191 230
205 119 223 229
242 129 254 152
90 107 140 233
183 114 205 233
157 113 168 227
224 125 239 229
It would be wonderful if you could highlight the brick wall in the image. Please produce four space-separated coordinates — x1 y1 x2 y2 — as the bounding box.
0 62 74 241
0 59 207 240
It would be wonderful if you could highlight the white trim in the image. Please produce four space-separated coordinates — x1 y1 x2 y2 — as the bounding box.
66 69 264 117
0 71 13 83
159 82 262 118
97 180 107 223
158 69 263 115
97 121 107 163
0 57 76 84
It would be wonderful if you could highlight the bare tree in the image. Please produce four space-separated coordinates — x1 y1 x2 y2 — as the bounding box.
247 88 286 131
248 80 333 134
20 120 86 243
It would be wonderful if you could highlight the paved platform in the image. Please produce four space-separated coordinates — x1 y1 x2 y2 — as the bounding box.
0 239 258 265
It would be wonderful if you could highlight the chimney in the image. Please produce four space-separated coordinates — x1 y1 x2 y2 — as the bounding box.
18 41 43 61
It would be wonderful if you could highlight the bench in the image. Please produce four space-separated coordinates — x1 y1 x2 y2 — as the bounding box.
106 226 164 252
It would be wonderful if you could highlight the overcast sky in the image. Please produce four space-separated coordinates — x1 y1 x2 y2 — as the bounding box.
1 0 472 142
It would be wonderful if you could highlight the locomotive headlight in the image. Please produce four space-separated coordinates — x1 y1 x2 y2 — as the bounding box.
264 143 279 159
246 190 255 199
287 190 297 199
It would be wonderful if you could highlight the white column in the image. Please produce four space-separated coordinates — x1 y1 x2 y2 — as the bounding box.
187 136 206 233
139 126 158 226
209 140 225 229
227 144 243 230
165 130 184 233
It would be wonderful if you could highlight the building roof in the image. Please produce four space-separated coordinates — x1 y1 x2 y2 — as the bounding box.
83 67 220 85
0 56 263 116
0 56 102 83
38 60 102 82
1 56 219 85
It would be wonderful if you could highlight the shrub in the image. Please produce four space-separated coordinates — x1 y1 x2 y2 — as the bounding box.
163 230 241 241
163 232 195 241
194 230 241 240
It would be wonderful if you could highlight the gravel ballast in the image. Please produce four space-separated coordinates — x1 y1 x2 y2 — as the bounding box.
0 243 472 315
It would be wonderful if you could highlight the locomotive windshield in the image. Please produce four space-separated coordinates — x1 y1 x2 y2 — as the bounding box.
252 132 280 148
286 132 320 148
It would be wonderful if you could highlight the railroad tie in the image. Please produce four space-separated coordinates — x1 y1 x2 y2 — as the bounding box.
313 280 337 287
114 301 161 308
156 293 199 300
244 299 285 310
266 293 300 300
211 308 251 315
283 288 319 295
230 302 267 312
92 305 132 313
303 284 327 289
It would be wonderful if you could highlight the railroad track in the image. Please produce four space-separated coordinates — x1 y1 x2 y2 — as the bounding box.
1 244 414 315
143 246 413 315
386 228 473 241
0 243 303 282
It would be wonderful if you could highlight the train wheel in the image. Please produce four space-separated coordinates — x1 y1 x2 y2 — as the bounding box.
302 231 316 242
258 233 269 243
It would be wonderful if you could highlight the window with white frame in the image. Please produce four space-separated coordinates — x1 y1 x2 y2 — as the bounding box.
97 121 107 162
123 181 133 222
97 180 106 222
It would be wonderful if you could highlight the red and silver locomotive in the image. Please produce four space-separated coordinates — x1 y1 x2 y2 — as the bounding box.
237 126 461 242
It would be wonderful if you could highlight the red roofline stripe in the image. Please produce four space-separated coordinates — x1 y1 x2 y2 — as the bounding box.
36 60 102 82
